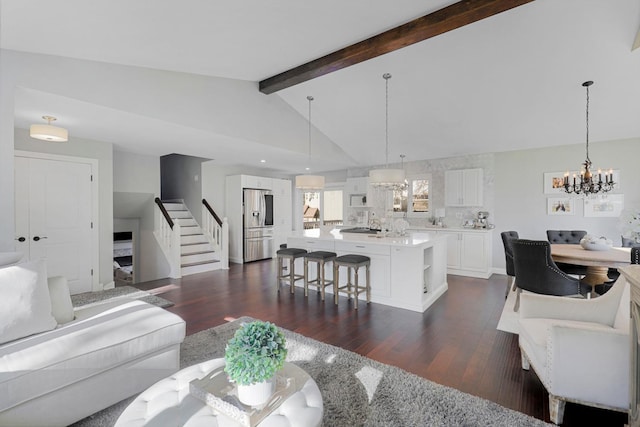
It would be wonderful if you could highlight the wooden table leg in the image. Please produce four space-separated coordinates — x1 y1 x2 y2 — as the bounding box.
581 266 611 296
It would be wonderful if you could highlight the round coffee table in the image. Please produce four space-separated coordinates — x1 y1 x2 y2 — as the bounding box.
115 358 323 427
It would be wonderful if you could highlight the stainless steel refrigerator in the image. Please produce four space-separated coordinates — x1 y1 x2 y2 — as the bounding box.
243 188 274 262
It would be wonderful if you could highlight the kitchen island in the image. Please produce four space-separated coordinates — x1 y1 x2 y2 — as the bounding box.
287 229 448 313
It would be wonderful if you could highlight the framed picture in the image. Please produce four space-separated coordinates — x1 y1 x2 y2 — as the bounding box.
547 197 575 216
543 172 567 194
583 194 624 218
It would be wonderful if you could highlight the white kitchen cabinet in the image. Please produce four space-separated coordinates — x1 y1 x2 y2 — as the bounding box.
241 175 272 190
444 168 483 207
272 178 292 250
436 229 492 278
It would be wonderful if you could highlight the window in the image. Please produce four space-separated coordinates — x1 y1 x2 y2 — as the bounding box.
323 190 343 226
303 191 320 229
301 188 344 229
392 174 431 217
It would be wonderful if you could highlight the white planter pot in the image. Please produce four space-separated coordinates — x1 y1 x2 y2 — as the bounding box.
237 378 275 406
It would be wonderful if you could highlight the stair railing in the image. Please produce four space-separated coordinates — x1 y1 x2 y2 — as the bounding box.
154 197 182 278
202 199 229 269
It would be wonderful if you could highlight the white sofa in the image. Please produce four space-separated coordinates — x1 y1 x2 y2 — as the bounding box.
0 257 186 427
518 274 630 424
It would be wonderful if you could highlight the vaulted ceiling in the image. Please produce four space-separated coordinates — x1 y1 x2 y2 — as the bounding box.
2 0 640 174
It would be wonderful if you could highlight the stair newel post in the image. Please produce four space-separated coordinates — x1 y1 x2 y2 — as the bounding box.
169 222 182 278
221 217 229 269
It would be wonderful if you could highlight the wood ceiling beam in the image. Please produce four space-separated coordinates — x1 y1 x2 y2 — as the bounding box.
259 0 535 94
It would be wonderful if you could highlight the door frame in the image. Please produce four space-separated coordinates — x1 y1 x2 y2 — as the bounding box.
15 150 100 291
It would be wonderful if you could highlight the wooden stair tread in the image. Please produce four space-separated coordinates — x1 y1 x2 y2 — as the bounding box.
181 260 220 268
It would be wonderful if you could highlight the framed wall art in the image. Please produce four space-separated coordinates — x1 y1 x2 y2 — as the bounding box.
543 172 567 194
547 197 575 216
583 194 624 218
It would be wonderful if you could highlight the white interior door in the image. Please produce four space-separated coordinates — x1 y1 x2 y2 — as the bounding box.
15 155 95 294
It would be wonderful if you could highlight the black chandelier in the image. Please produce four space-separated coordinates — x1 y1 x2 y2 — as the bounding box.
562 81 614 196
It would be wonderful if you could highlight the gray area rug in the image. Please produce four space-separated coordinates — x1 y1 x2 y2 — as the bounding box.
183 318 550 426
70 285 173 309
73 316 550 426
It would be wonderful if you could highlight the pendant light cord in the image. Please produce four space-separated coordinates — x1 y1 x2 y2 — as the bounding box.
307 95 314 164
383 73 391 168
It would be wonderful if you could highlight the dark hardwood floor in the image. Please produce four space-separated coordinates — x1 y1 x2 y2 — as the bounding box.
135 260 627 426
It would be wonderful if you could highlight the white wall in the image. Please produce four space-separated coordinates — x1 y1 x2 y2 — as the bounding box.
113 150 169 282
113 150 160 194
493 137 640 271
14 128 114 286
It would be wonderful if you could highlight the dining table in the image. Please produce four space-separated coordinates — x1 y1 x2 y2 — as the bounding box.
550 243 631 288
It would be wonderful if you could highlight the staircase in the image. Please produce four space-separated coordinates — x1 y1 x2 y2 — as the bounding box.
162 201 221 276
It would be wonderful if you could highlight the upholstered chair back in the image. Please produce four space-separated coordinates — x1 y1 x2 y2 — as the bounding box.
546 230 587 244
512 239 585 297
622 236 640 248
500 231 518 277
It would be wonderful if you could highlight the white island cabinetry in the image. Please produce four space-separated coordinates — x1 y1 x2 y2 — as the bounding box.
288 230 447 313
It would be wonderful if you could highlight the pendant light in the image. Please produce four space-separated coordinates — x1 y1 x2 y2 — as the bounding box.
562 81 615 195
295 95 325 190
369 73 405 188
30 115 68 142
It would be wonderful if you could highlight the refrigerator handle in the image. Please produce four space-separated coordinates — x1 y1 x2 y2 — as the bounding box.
260 193 266 227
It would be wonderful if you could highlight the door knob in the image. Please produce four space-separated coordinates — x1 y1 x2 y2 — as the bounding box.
33 236 47 242
15 237 26 242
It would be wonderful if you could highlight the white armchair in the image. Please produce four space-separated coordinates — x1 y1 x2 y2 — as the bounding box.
518 275 630 424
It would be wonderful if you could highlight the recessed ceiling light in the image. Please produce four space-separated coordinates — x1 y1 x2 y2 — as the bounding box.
260 159 266 163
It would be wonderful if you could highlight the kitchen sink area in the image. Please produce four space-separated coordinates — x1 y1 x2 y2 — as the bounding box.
339 227 380 235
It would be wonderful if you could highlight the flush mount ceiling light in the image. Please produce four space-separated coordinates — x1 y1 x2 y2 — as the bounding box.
295 95 325 190
562 81 615 196
29 115 68 142
369 73 405 189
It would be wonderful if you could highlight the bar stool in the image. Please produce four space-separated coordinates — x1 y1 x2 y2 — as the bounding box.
303 251 337 300
279 243 288 272
276 248 307 293
333 254 371 309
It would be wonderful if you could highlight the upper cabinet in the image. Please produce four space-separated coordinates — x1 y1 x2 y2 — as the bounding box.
271 178 292 249
444 168 483 207
241 175 272 190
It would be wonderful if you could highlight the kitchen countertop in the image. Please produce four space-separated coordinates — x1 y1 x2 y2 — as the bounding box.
338 225 494 233
291 228 447 247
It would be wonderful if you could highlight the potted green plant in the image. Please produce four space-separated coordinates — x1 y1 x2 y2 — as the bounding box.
224 321 287 406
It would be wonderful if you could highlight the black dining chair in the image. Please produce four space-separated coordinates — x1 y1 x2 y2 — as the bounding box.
622 236 640 248
500 231 518 298
546 230 589 277
512 239 589 311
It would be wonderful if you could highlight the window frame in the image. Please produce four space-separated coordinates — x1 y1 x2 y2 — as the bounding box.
392 173 431 218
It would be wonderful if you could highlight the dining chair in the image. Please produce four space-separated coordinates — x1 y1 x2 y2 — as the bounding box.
633 247 640 264
518 274 630 424
546 229 589 277
511 239 589 311
622 235 640 248
500 231 518 298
